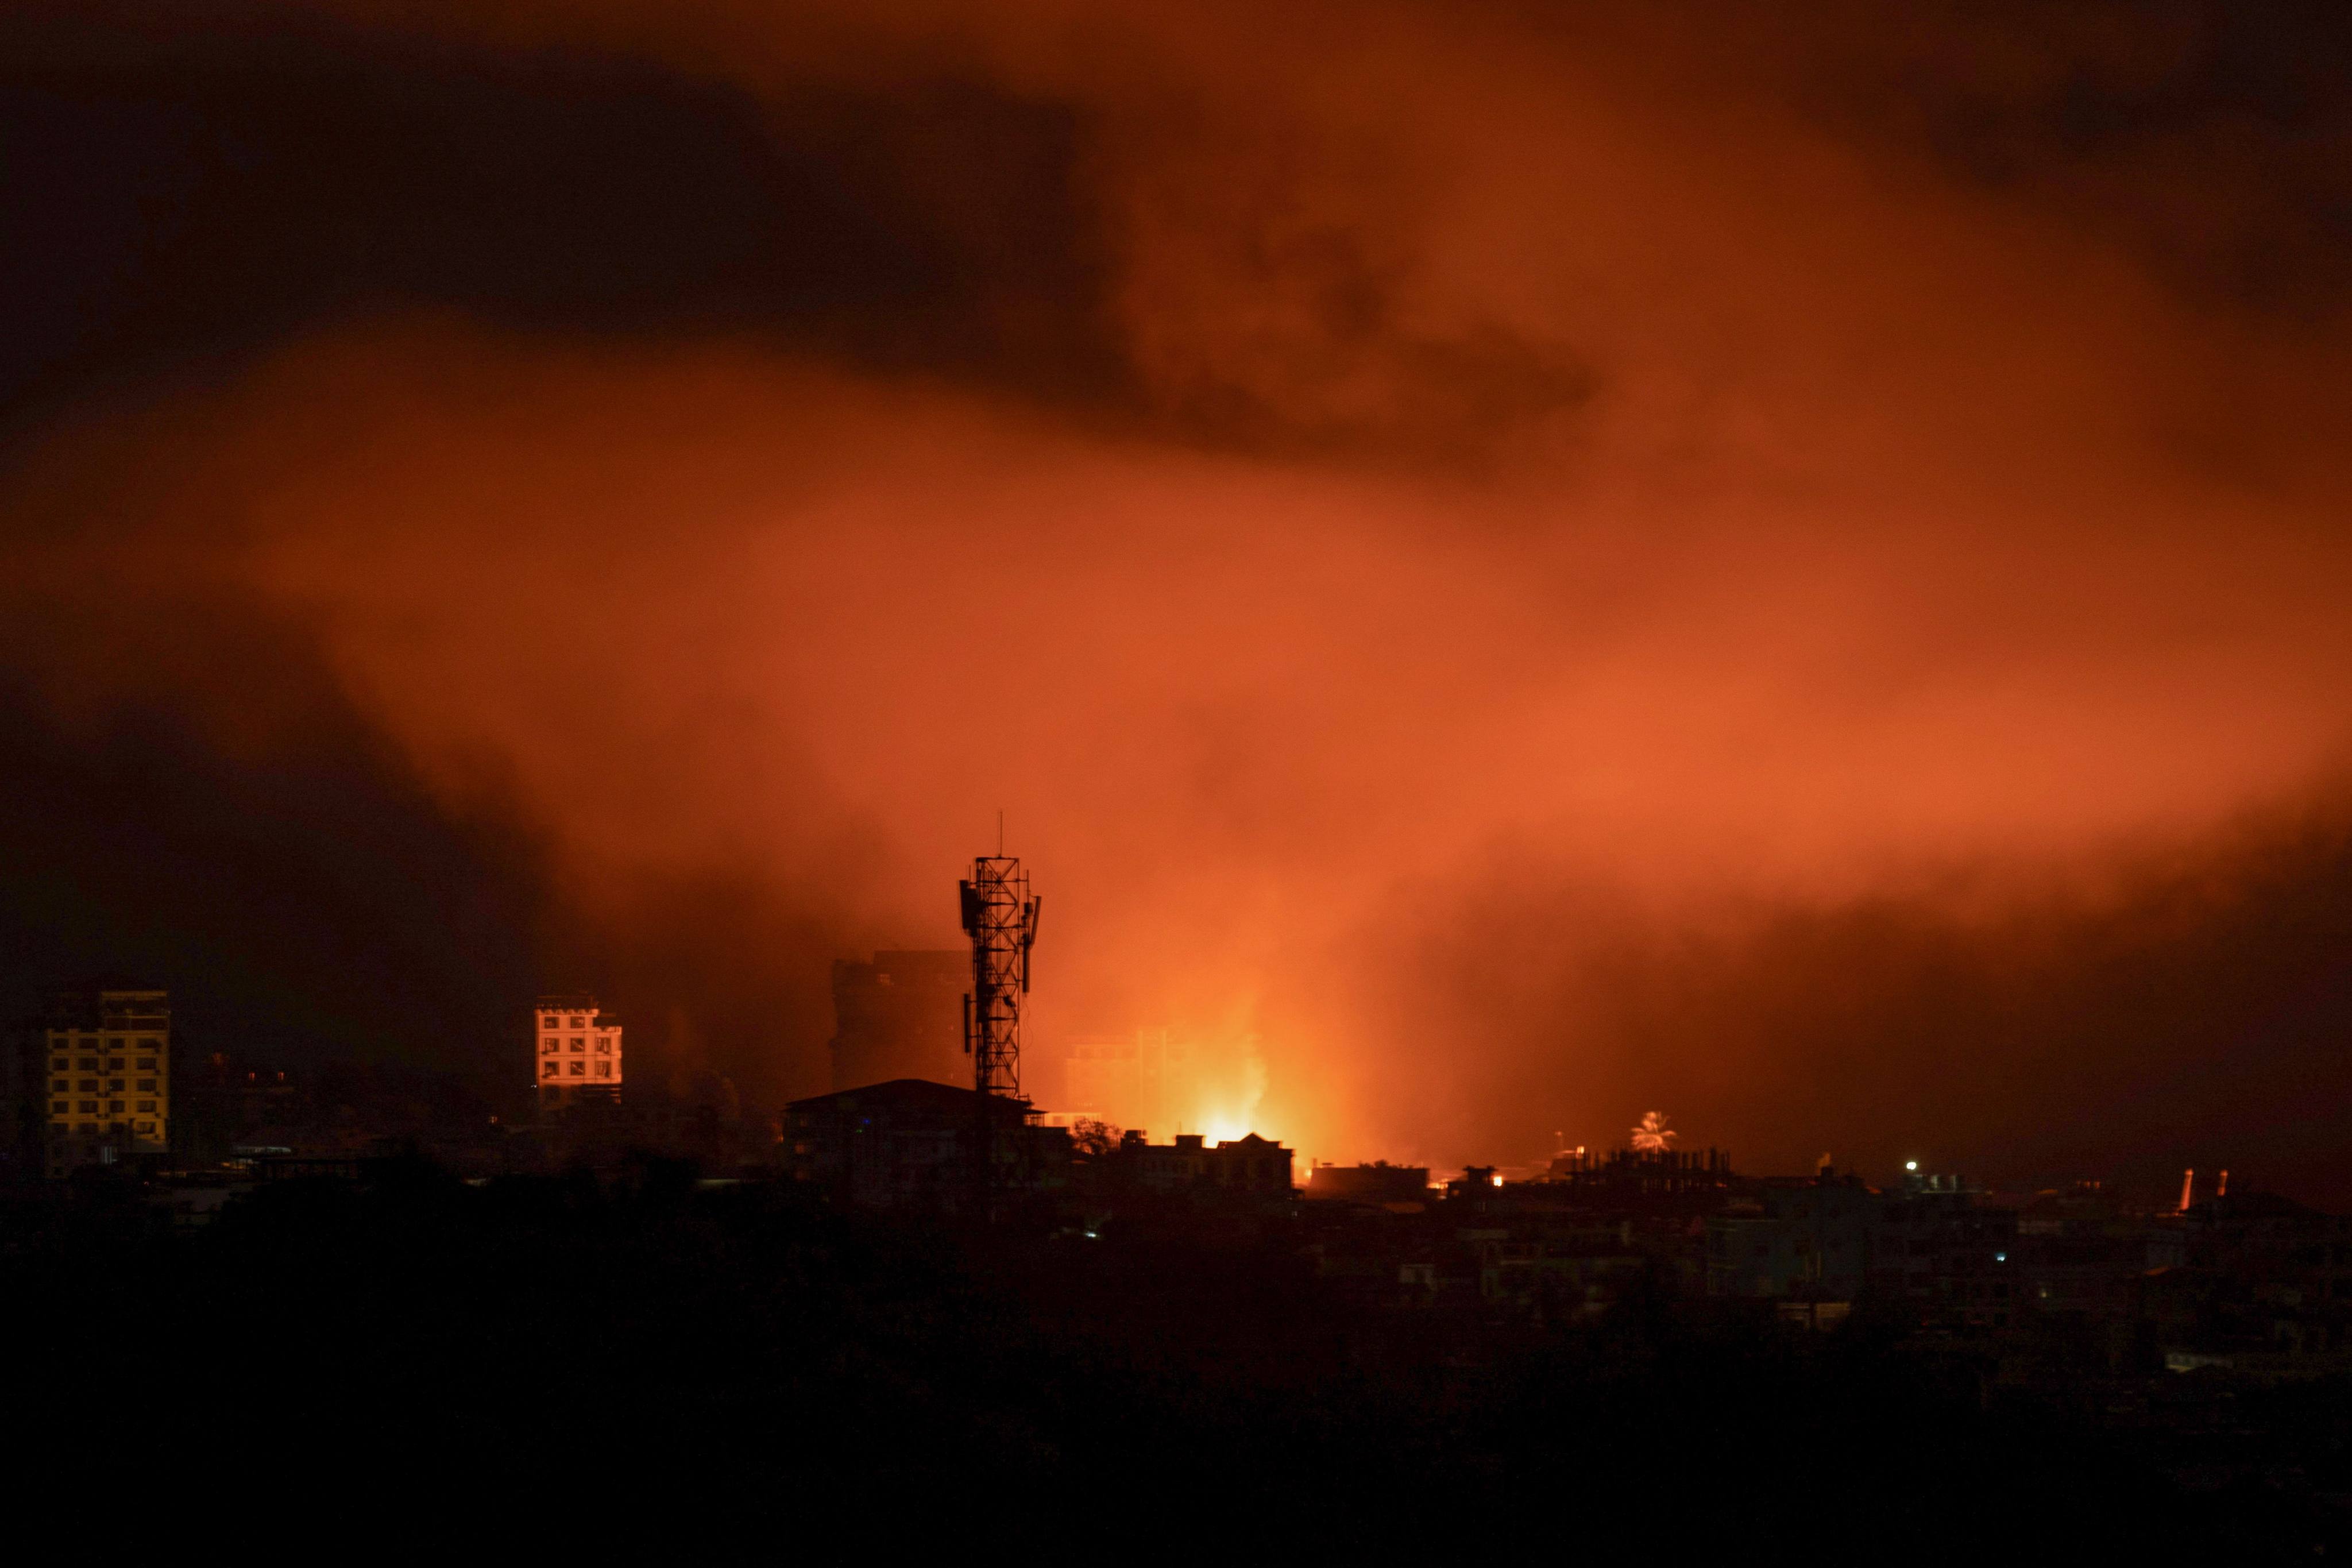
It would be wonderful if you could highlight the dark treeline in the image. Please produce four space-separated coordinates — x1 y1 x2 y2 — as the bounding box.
6 1164 2342 1557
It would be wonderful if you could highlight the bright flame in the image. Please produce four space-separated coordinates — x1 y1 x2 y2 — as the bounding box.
1067 1021 1285 1149
1195 1036 1273 1148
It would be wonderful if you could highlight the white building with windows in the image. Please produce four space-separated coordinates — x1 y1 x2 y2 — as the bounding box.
44 987 171 1178
535 994 623 1107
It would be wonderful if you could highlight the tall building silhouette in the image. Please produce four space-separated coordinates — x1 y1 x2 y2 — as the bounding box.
829 951 968 1091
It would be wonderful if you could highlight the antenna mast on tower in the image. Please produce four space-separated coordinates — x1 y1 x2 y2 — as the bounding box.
960 842 1041 1099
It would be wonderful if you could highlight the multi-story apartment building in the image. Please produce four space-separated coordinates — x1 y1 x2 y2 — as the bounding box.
43 987 171 1177
535 994 623 1107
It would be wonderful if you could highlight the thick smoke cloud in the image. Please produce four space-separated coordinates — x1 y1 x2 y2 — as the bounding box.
7 0 2352 1192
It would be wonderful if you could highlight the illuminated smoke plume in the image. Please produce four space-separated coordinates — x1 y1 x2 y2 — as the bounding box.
5 2 2352 1195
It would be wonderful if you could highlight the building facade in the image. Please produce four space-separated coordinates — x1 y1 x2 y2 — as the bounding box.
784 1077 1071 1208
535 994 623 1107
1705 1173 1877 1306
1103 1130 1295 1200
1301 1163 1431 1204
43 988 171 1178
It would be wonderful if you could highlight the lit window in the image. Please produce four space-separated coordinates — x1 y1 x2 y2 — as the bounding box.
567 1062 585 1076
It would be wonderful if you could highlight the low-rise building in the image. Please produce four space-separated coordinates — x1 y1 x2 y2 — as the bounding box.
783 1078 1071 1208
1470 1224 1650 1321
1301 1162 1430 1206
1547 1144 1737 1204
1705 1172 1877 1304
2013 1183 2184 1323
1866 1176 2022 1328
2144 1192 2352 1363
1106 1129 1293 1199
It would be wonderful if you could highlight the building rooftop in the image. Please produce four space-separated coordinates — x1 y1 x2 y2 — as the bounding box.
787 1079 1037 1119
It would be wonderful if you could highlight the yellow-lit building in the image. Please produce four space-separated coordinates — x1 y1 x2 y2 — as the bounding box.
45 987 171 1178
535 994 623 1107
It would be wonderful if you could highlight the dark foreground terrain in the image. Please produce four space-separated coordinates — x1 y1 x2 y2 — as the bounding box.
6 1164 2345 1559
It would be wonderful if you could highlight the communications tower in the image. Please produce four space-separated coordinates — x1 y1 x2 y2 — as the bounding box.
959 847 1041 1099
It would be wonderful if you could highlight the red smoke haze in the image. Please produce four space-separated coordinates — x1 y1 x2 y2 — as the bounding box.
11 0 2352 1185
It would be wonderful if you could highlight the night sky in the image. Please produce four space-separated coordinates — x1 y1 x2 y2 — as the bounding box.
7 0 2352 1195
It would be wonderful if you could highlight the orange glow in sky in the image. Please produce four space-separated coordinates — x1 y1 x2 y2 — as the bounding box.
10 0 2352 1194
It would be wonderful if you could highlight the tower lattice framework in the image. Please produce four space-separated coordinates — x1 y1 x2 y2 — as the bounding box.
960 853 1040 1098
